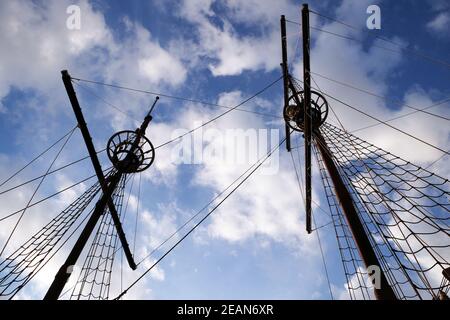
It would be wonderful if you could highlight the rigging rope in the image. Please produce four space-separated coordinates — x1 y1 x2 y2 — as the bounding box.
313 214 335 300
0 126 78 256
320 91 449 155
0 126 78 190
134 145 286 266
289 137 334 299
70 173 127 300
113 137 286 299
316 122 450 299
120 174 136 295
0 170 110 223
425 152 449 171
293 76 449 155
310 71 450 122
1 75 281 202
19 205 95 300
62 132 289 297
285 19 450 70
0 74 284 299
288 73 450 298
308 9 450 70
58 147 277 298
74 82 141 122
314 142 379 300
297 75 446 299
0 173 107 299
132 173 142 257
71 78 282 119
0 149 106 197
153 76 283 149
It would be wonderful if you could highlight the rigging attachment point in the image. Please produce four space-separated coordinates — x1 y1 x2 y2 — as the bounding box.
107 130 155 173
284 89 329 132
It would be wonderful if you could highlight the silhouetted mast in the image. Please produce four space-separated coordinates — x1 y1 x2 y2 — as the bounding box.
44 70 158 300
281 4 396 300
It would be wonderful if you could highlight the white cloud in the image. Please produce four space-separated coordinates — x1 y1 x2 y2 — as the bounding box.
177 0 297 76
427 0 450 11
0 0 110 105
0 0 187 115
427 12 450 33
365 87 450 164
0 156 88 299
172 91 318 256
287 1 450 168
331 267 375 300
0 0 188 299
140 205 179 250
104 17 187 88
1 0 449 300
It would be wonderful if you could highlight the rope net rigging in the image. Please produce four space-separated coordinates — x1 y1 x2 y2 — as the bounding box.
0 173 108 299
0 71 283 300
0 61 448 299
70 173 127 300
314 122 450 300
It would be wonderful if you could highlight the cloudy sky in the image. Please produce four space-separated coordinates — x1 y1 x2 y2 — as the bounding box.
0 0 449 300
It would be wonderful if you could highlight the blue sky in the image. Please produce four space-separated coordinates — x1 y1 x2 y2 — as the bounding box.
0 0 449 299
